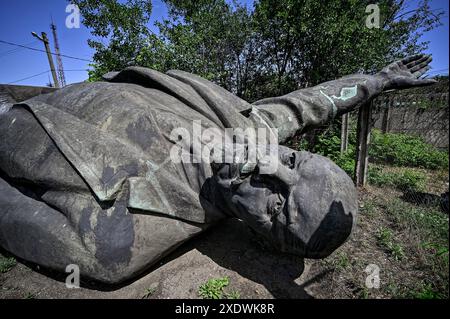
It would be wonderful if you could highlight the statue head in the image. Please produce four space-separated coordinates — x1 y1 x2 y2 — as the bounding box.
212 145 357 258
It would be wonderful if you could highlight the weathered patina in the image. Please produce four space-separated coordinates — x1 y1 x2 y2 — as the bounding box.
0 55 434 284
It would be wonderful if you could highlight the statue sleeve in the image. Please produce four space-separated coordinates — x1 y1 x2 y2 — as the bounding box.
252 74 384 141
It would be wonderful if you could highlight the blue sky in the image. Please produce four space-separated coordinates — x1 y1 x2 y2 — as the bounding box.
0 0 448 86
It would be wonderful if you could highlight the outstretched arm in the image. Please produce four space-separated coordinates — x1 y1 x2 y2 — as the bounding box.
252 54 435 142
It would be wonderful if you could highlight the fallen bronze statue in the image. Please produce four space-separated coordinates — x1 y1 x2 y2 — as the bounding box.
0 54 435 284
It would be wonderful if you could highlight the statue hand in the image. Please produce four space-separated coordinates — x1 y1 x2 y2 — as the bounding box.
378 54 437 90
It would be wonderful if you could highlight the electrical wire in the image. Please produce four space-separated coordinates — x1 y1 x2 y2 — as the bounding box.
0 40 40 57
0 39 93 62
7 70 50 84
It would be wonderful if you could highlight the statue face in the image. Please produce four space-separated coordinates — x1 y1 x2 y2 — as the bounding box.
213 146 357 259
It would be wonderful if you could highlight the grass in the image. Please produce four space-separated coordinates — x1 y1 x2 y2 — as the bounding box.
386 199 448 244
359 199 377 216
333 252 351 271
369 129 449 170
314 172 448 299
24 292 35 299
142 287 156 299
376 227 405 261
198 276 240 299
409 283 446 299
0 257 16 273
368 166 427 192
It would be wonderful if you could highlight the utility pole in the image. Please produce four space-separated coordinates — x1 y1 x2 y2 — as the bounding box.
31 31 59 88
354 100 373 187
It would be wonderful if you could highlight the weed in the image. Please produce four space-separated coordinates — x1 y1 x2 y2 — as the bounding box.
198 277 230 299
198 277 241 299
0 257 16 273
376 227 405 260
410 283 445 299
360 200 377 216
24 292 35 299
386 199 448 243
142 287 156 299
334 252 350 271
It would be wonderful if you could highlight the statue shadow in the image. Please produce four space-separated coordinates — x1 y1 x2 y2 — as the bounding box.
0 219 330 297
401 190 448 213
170 218 328 299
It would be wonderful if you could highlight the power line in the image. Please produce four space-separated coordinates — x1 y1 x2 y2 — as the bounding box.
7 69 90 85
7 70 50 84
0 39 93 62
0 40 40 57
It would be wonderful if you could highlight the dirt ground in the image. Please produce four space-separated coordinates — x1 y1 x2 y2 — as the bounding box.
0 218 316 299
0 182 448 299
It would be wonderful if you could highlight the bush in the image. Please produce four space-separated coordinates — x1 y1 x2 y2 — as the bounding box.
334 150 355 177
307 123 357 177
302 124 448 175
370 129 448 170
368 167 426 192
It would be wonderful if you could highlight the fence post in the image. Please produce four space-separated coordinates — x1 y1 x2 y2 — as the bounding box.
381 96 391 133
340 113 349 154
354 100 373 187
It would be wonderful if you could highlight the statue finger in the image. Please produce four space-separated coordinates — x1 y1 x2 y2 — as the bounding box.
401 54 425 65
413 65 431 78
409 56 432 72
412 78 437 86
406 54 431 69
419 65 432 77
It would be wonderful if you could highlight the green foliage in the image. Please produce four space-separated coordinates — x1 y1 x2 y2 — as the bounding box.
314 133 343 160
410 283 446 299
198 276 240 299
75 0 443 100
0 257 16 273
376 227 405 260
72 0 153 80
360 199 376 216
142 287 156 298
307 122 357 177
421 242 449 259
384 198 448 294
386 199 449 245
370 129 448 170
333 150 356 177
307 122 447 182
334 252 350 270
368 166 426 192
24 292 36 299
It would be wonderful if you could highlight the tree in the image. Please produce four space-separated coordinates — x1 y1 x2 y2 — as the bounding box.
137 0 254 95
72 0 153 80
75 0 443 101
250 0 444 99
